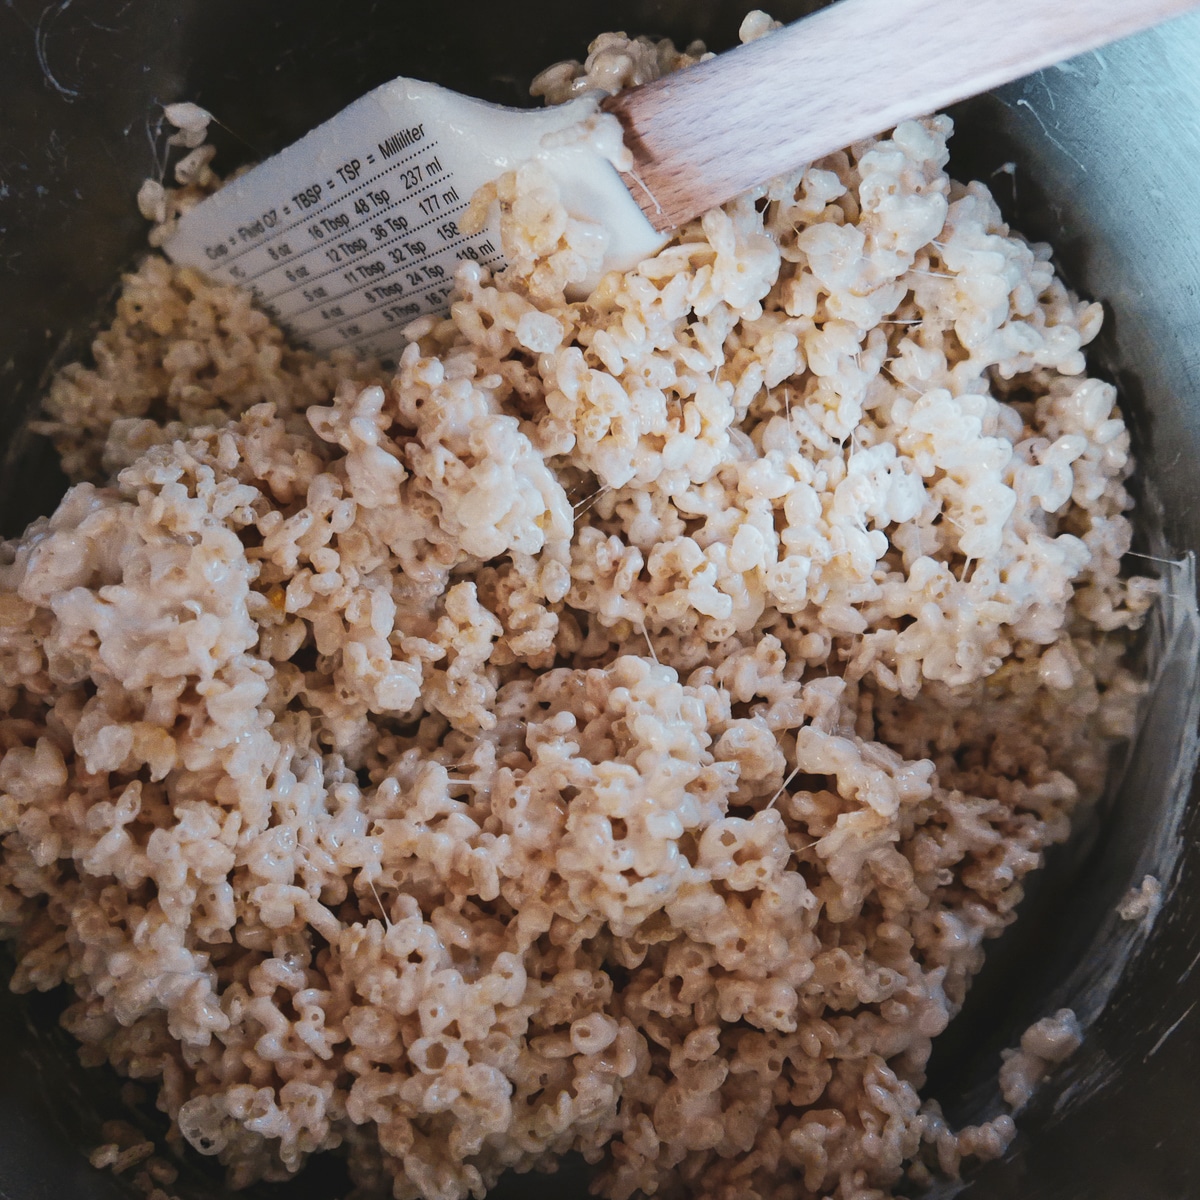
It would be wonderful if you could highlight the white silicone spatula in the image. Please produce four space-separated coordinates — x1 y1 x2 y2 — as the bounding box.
162 84 663 361
164 0 1199 361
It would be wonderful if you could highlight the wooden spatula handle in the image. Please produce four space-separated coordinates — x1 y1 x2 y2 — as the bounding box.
604 0 1200 231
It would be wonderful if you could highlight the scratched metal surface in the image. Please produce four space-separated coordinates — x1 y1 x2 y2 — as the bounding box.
925 17 1200 1197
2 3 1200 1200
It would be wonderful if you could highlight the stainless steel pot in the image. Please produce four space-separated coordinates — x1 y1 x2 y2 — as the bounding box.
2 2 1199 1197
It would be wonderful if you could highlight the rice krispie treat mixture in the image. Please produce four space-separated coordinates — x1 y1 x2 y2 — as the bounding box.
0 15 1154 1200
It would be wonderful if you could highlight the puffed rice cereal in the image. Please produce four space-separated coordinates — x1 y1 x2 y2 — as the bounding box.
1 14 1155 1200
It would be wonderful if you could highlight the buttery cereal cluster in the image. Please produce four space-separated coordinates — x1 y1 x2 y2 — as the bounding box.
1 15 1151 1200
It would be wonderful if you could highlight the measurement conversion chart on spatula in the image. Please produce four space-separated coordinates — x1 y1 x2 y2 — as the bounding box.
212 143 486 351
166 86 508 360
165 79 664 361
